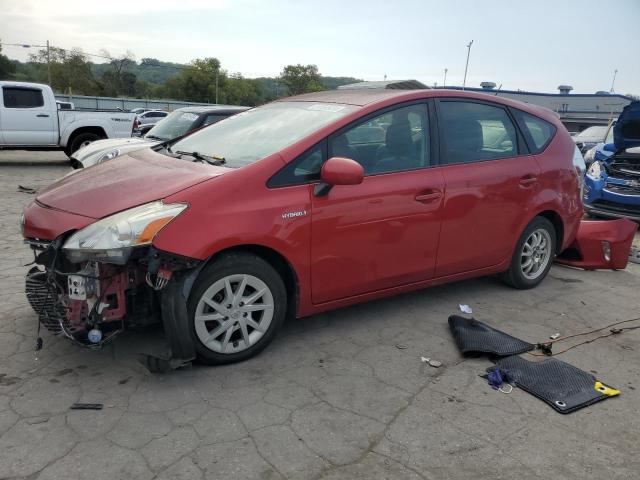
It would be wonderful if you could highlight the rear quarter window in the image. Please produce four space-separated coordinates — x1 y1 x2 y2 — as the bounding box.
512 109 556 153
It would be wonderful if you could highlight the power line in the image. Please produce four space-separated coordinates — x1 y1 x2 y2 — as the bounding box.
1 41 187 71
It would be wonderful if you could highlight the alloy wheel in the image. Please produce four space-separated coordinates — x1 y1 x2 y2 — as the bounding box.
520 228 552 280
194 274 274 354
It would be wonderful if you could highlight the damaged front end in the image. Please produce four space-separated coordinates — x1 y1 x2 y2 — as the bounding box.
24 201 201 363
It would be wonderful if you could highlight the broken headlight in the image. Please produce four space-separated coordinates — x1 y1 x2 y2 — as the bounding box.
63 201 187 263
586 161 603 180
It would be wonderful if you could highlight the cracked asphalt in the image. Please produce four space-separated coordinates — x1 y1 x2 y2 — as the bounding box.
1 151 639 480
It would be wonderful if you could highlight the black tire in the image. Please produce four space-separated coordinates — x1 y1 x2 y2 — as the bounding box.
187 252 287 365
68 132 101 155
502 216 556 289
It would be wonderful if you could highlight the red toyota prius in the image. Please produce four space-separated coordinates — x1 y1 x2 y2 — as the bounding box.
23 88 583 364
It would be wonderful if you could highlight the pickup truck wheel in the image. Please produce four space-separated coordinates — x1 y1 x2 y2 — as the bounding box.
69 133 101 155
188 252 287 365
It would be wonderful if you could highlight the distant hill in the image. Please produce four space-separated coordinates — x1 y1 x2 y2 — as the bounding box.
91 58 184 85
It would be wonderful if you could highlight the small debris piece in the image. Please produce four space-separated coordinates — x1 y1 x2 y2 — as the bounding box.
26 416 50 425
421 357 442 368
18 185 37 194
459 304 473 314
550 333 561 340
70 403 103 410
395 344 408 350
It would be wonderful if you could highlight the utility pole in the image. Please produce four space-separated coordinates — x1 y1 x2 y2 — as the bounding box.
215 70 219 104
610 69 618 93
462 40 473 90
443 68 448 88
46 40 52 86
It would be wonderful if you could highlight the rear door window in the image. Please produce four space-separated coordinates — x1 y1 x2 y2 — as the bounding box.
3 87 45 108
438 100 518 164
511 109 556 153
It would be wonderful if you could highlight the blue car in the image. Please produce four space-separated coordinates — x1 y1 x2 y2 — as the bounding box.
583 101 640 221
583 121 615 167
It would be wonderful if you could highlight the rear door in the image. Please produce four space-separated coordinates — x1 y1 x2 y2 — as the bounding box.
433 98 540 277
1 85 56 145
309 102 445 304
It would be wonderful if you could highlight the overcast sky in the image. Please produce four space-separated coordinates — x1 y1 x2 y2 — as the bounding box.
1 0 638 94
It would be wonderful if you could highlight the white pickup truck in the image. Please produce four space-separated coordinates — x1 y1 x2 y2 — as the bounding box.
0 81 135 157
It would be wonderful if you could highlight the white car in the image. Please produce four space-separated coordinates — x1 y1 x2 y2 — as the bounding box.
0 81 135 157
136 110 168 126
71 105 249 168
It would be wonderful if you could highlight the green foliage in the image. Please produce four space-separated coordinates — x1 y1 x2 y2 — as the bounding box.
5 47 362 105
0 39 17 80
280 64 324 95
28 47 98 95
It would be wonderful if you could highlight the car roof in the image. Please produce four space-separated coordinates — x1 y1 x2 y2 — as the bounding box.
280 88 558 122
280 89 416 106
176 105 251 114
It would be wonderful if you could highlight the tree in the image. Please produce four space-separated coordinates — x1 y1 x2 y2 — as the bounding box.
99 51 137 97
163 57 225 103
29 46 98 94
0 40 16 80
279 64 324 95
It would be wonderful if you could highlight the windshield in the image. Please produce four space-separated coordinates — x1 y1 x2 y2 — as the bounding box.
575 126 607 139
146 110 201 141
169 101 358 167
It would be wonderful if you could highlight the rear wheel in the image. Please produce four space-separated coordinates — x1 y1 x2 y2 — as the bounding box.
188 252 287 365
503 217 556 289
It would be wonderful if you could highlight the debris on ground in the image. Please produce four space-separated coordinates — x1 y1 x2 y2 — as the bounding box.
459 304 473 314
18 185 37 194
550 333 561 340
630 246 640 264
395 344 408 350
421 357 442 368
26 416 50 424
69 403 103 410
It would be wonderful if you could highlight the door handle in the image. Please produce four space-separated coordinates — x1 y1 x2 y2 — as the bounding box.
415 190 442 203
519 174 538 187
36 114 50 118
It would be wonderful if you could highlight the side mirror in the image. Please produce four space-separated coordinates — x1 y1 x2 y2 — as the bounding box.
315 157 364 196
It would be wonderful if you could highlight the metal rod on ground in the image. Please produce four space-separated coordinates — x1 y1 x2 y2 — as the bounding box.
462 40 473 90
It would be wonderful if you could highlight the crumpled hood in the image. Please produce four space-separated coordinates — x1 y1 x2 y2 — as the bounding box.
614 101 640 151
37 148 228 219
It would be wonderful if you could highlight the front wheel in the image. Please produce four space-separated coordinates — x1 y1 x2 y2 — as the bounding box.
502 217 556 289
187 252 287 365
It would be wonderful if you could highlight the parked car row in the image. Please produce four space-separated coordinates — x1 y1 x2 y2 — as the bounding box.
71 105 249 168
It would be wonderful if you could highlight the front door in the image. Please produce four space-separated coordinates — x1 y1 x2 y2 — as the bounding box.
433 99 541 277
310 102 445 304
1 86 56 145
